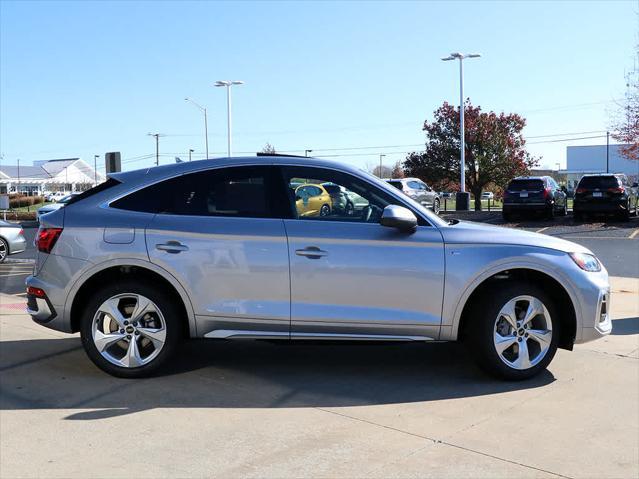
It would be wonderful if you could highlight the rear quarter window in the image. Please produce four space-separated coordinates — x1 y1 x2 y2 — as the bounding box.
65 178 121 206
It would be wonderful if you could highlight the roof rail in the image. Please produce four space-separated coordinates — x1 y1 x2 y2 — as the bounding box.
256 153 309 158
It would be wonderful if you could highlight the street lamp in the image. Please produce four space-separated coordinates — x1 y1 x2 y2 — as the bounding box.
214 80 244 157
442 52 481 209
379 154 386 178
184 97 209 159
305 149 313 157
93 155 100 185
189 149 194 162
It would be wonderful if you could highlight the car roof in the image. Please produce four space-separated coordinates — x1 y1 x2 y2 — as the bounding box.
511 176 547 181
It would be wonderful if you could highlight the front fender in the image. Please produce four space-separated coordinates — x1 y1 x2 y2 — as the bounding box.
440 244 584 341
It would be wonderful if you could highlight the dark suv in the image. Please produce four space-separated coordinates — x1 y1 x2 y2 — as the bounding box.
502 176 567 221
573 174 638 221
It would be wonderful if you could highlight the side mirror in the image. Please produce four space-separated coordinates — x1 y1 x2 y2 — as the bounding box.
380 205 417 232
633 182 638 188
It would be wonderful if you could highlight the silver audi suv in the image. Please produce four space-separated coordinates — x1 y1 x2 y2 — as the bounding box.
26 156 611 379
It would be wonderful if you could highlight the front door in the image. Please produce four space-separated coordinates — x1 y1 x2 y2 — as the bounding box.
280 166 445 341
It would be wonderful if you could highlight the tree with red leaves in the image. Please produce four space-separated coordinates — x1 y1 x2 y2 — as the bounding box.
404 101 538 210
611 56 638 161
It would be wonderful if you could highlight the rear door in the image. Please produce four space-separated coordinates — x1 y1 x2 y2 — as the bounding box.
280 166 445 340
118 165 291 337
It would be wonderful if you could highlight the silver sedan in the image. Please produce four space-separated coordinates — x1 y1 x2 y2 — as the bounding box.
0 220 27 263
26 156 611 380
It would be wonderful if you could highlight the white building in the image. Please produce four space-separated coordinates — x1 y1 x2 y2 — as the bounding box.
0 158 105 195
563 144 638 190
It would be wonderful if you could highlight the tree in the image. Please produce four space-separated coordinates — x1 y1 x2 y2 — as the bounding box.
404 100 538 210
611 48 638 161
261 142 276 154
391 161 404 179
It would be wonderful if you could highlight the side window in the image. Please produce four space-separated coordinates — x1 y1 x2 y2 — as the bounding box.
112 166 278 218
280 166 425 224
407 181 424 190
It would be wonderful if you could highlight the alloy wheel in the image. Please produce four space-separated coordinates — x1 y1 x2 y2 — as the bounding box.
432 198 440 215
493 295 553 370
91 293 167 368
0 239 7 262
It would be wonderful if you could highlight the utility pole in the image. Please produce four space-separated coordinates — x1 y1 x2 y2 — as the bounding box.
189 149 194 162
94 155 99 185
606 131 610 173
17 158 20 195
148 133 164 166
379 154 386 178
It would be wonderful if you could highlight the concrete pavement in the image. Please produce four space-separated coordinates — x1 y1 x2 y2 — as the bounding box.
0 277 637 478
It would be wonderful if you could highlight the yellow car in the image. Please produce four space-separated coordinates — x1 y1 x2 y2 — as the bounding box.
295 184 332 217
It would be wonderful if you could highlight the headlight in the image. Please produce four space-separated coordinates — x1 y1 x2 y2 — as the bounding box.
569 252 601 272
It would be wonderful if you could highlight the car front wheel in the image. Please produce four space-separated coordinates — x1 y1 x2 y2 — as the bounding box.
432 198 440 215
0 238 8 263
80 281 181 378
466 283 559 380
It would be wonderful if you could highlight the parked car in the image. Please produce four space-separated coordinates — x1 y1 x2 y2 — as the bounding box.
481 192 495 200
573 174 639 221
321 182 355 215
0 220 27 263
47 191 69 202
387 178 441 214
27 157 611 380
37 193 79 221
294 183 333 217
502 176 567 221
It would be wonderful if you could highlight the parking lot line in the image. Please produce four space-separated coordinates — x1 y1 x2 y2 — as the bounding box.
630 229 639 239
535 227 551 233
0 272 31 277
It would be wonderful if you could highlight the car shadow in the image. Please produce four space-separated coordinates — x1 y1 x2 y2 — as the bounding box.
611 317 639 335
0 337 555 420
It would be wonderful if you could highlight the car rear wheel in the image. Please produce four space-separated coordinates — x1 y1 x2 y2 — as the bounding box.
466 283 559 380
545 204 555 220
80 281 181 378
0 238 8 263
320 204 331 216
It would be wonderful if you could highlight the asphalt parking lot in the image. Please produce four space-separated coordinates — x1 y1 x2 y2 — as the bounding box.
1 220 638 478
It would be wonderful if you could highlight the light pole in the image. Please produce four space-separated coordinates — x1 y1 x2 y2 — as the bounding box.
379 154 386 178
185 97 209 159
606 131 610 173
94 155 100 185
189 149 194 162
214 80 244 157
305 149 313 157
442 52 481 209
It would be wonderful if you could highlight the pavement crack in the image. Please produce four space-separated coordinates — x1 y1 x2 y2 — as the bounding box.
314 406 573 479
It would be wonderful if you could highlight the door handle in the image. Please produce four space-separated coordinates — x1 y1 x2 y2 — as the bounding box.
295 246 328 259
155 241 189 254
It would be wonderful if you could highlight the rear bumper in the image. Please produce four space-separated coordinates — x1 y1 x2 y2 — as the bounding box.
573 200 627 213
503 202 550 212
9 235 27 255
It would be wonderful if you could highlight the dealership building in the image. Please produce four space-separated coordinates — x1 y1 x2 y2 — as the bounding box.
0 158 105 195
562 144 638 190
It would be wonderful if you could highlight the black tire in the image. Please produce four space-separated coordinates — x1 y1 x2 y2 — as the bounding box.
80 280 182 378
465 282 560 381
573 211 583 222
319 204 331 216
619 207 631 222
432 198 440 215
502 212 513 222
345 201 354 216
0 238 8 263
545 204 555 220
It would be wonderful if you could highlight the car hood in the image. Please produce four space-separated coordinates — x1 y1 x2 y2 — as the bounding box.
439 220 591 254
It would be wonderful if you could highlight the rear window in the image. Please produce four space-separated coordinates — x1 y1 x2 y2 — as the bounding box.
65 178 121 206
387 180 404 191
508 179 544 191
577 176 619 189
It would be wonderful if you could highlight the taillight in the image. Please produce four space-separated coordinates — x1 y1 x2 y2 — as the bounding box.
27 286 46 298
607 187 625 194
576 187 587 194
543 188 551 199
18 228 24 236
36 227 63 254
